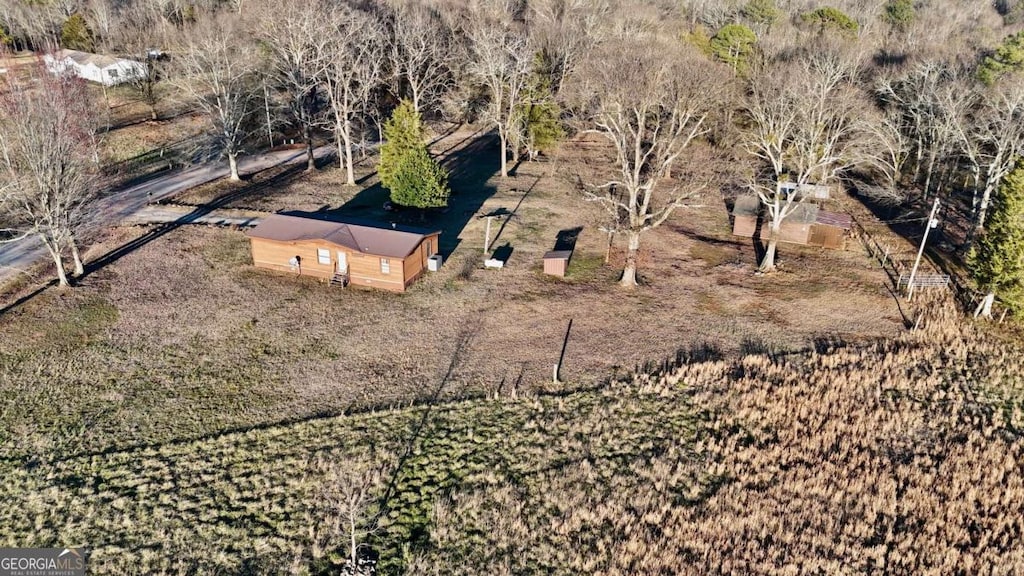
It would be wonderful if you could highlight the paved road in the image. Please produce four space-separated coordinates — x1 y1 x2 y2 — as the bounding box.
124 205 267 227
0 146 333 285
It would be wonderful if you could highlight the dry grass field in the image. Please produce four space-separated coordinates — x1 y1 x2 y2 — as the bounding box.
10 126 1008 575
0 294 1020 574
0 128 905 464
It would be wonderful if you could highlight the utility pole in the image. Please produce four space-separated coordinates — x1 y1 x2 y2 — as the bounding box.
553 318 573 384
906 198 941 301
263 78 274 148
483 215 494 254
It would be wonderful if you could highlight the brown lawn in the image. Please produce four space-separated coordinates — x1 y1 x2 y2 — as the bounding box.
0 127 905 459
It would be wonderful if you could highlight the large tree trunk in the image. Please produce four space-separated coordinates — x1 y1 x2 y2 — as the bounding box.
759 222 781 272
912 134 923 181
924 150 937 198
349 514 358 570
498 127 508 178
228 153 241 181
42 236 69 287
335 121 345 170
342 122 355 186
69 237 85 276
619 230 641 288
977 175 999 231
305 123 316 172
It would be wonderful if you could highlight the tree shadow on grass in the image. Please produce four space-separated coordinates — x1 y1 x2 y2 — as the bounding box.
78 157 337 282
553 226 583 252
0 154 336 318
325 131 503 259
0 279 57 319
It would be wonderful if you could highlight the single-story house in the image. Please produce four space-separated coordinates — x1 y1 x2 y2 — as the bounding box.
43 50 146 86
732 196 851 249
246 212 441 292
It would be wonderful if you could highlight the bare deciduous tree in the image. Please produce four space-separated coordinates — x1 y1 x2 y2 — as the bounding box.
254 0 332 172
743 51 866 272
302 452 392 575
573 39 725 287
528 0 610 95
962 78 1024 233
110 3 172 120
856 107 911 205
321 6 385 186
388 2 456 116
877 62 973 200
173 16 258 182
467 7 533 179
0 61 101 286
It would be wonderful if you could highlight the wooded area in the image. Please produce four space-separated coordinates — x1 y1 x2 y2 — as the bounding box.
3 0 1024 294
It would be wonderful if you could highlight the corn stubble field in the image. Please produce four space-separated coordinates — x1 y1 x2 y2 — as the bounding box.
1 294 1022 574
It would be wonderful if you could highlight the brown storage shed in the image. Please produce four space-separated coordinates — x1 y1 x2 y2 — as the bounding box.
732 196 851 250
808 210 852 249
732 195 761 238
543 250 573 277
247 213 440 292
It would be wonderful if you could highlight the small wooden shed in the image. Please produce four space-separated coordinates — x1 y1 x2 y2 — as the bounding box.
732 196 851 249
809 210 852 249
247 213 440 292
543 250 573 277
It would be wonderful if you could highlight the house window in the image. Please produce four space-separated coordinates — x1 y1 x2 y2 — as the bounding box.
317 248 330 265
380 258 390 274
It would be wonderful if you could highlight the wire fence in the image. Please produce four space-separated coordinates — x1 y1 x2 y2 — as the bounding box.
850 213 1011 319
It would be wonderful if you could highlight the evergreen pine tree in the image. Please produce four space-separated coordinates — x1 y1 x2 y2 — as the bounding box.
742 0 780 31
970 162 1024 317
882 0 915 32
389 147 450 209
60 14 95 52
710 24 758 75
0 23 12 48
799 7 859 35
517 54 564 161
379 100 423 189
978 31 1024 86
379 100 450 209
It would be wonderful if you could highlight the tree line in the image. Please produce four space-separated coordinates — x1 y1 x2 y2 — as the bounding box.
3 0 1024 301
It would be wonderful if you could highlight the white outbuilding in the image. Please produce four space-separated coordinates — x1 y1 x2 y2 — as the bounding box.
43 50 146 87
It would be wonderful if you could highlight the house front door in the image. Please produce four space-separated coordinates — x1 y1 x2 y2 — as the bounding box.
337 251 348 275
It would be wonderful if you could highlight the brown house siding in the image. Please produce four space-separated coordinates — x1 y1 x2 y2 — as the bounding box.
403 233 438 286
733 214 758 238
251 237 336 279
732 217 810 244
250 233 439 293
347 251 406 291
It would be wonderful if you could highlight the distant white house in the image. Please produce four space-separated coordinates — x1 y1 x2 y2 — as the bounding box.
43 50 146 87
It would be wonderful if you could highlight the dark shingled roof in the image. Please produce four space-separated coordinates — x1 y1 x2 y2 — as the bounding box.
247 212 439 259
543 250 573 260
